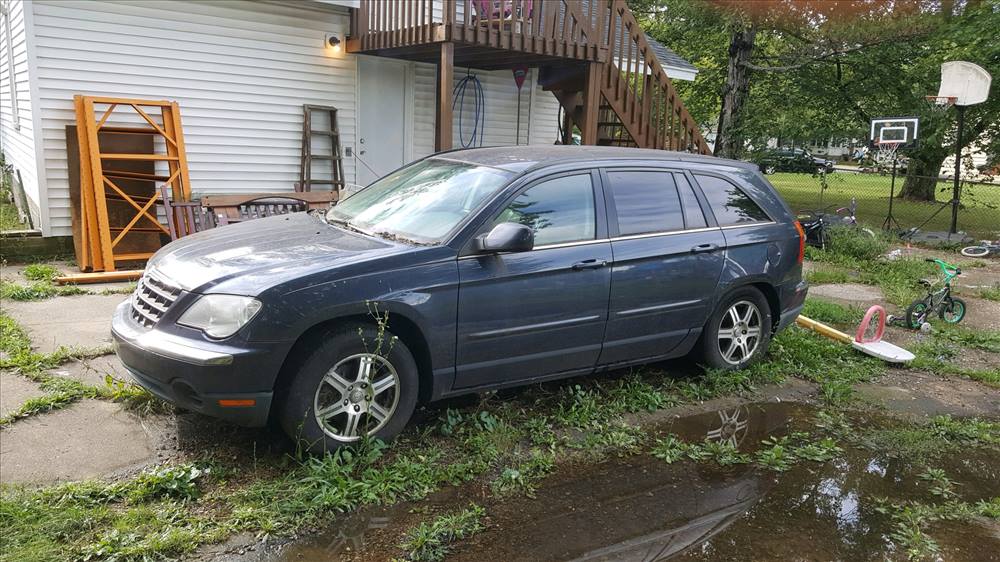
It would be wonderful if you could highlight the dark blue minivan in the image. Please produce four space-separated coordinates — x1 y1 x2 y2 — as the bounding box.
112 146 807 450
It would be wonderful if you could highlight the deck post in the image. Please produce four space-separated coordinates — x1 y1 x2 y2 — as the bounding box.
435 42 454 151
580 62 602 145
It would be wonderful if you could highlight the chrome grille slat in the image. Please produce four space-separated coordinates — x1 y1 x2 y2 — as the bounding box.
130 271 181 328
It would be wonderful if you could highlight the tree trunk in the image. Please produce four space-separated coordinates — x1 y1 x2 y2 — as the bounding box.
899 150 948 201
714 26 756 159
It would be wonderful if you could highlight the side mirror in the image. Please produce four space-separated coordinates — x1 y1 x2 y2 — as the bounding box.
474 222 534 253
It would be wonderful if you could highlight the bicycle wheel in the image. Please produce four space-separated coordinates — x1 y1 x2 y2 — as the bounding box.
961 246 989 258
905 300 930 329
939 297 966 324
860 227 877 238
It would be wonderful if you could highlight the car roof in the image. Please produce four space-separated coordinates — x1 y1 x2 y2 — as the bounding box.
432 146 757 174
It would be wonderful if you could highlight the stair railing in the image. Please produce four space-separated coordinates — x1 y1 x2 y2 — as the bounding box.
599 0 710 154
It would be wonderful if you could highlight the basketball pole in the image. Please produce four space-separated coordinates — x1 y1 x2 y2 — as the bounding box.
883 151 900 231
949 104 964 235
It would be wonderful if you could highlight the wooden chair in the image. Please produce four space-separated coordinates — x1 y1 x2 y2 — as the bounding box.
159 186 222 240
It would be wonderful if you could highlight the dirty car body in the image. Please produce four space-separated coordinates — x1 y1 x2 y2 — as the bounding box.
112 146 807 448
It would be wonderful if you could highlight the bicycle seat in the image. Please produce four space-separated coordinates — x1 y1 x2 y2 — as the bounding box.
918 279 932 287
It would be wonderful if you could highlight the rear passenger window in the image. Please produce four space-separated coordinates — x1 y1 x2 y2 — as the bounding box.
694 174 771 225
674 173 708 229
607 170 684 235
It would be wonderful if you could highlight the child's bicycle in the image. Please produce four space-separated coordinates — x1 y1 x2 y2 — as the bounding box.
960 239 1000 258
897 259 966 329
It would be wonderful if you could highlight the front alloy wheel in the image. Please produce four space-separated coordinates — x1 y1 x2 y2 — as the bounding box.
313 353 400 442
717 300 762 365
280 324 419 452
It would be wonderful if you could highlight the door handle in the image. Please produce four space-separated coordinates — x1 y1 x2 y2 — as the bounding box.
572 259 608 271
691 243 718 254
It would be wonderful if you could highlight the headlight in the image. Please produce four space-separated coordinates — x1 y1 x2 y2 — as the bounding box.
177 295 262 339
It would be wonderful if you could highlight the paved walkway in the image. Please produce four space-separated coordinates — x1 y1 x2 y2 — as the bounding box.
2 294 128 354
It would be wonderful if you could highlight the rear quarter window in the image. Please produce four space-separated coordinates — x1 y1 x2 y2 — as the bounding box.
693 174 771 226
606 170 685 235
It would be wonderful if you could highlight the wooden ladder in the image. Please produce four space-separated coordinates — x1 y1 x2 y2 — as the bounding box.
298 104 345 193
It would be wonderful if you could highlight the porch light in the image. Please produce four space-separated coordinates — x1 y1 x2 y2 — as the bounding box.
327 34 342 52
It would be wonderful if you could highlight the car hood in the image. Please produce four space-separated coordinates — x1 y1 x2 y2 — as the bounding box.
148 213 407 295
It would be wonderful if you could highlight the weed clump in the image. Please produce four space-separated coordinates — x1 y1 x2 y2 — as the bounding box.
399 503 485 562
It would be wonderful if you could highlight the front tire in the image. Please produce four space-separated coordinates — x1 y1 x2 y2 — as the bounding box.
279 324 419 453
939 297 966 324
697 287 772 370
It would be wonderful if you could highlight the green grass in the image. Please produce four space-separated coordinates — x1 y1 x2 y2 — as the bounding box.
769 172 1000 238
399 503 486 561
860 415 1000 461
981 284 1000 301
801 298 865 325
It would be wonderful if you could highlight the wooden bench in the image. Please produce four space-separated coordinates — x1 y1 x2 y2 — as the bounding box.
200 191 338 224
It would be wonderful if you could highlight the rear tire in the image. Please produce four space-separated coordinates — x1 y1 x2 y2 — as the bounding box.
905 300 930 329
279 324 419 453
697 286 773 370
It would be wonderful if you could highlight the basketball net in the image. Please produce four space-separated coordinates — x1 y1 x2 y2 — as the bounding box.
873 141 901 169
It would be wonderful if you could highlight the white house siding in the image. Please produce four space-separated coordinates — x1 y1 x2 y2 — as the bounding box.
411 63 562 160
1 0 42 228
30 0 356 237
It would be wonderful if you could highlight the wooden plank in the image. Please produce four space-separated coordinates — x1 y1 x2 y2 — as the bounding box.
55 270 144 285
82 98 117 272
435 42 454 151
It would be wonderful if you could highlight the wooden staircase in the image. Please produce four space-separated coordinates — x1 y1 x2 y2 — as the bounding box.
543 1 710 153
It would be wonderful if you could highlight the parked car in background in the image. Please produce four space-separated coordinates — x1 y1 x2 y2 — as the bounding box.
112 146 808 451
754 148 834 174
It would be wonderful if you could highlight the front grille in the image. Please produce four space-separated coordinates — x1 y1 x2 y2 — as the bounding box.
130 271 182 328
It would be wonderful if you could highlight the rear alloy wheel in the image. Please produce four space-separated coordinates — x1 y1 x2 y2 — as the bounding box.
717 300 763 365
697 287 772 370
764 165 776 175
280 324 418 452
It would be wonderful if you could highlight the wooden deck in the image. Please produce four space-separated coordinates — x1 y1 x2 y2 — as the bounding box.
348 0 710 155
349 0 609 68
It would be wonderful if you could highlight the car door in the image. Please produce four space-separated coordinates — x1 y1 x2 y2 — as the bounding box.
599 168 725 365
454 170 612 390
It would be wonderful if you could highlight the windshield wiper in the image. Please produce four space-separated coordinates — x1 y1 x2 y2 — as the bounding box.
327 217 366 235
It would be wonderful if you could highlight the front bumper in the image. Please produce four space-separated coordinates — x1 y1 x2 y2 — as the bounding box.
111 301 285 427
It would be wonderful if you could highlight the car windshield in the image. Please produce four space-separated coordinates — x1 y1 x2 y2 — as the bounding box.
327 158 513 244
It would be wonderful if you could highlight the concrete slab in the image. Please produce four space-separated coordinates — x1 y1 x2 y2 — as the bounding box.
809 283 884 304
0 400 155 484
2 294 128 354
49 355 132 388
0 374 45 418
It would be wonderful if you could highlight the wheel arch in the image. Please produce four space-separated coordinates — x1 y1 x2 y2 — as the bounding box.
272 309 436 411
715 280 780 332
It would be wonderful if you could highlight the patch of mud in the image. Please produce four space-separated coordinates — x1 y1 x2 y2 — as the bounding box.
249 403 1000 562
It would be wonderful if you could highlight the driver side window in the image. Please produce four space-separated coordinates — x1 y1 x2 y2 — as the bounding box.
494 174 596 247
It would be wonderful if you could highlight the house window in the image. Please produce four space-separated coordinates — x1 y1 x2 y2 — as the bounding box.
2 1 19 130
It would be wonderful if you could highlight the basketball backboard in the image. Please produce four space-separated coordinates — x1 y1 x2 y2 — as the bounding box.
937 61 991 106
869 117 919 149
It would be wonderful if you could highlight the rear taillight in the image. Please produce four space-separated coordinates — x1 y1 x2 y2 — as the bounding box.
794 220 806 264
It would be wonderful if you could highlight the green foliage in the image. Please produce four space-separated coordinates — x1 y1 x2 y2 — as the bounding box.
805 266 852 285
0 279 87 301
400 504 485 562
825 227 891 262
652 431 840 472
102 376 171 416
981 285 1000 302
490 449 555 498
802 298 864 325
22 264 60 282
862 415 1000 460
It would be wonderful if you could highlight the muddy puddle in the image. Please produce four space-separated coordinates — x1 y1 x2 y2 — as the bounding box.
255 403 1000 562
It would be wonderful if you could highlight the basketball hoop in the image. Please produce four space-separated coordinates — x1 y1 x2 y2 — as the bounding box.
925 95 958 107
873 140 902 169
